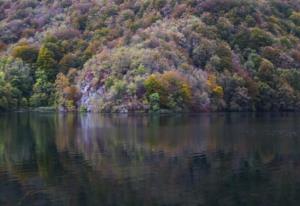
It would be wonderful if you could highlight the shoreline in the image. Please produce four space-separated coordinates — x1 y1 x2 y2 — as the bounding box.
4 107 300 114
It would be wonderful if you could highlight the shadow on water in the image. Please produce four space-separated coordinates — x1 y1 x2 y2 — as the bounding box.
1 112 300 206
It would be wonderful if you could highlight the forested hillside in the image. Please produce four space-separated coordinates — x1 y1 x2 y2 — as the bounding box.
1 0 300 112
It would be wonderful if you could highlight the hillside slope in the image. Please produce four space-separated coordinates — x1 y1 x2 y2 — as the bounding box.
1 0 300 112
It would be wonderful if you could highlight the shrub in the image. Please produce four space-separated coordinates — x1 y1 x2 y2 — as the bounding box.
63 86 80 102
134 64 147 75
244 52 262 72
279 69 300 91
144 70 192 110
0 96 8 111
215 42 233 71
105 76 116 89
11 42 39 63
42 37 64 61
213 86 224 97
0 57 33 99
111 79 127 99
229 87 252 111
55 72 80 111
258 58 275 81
0 41 6 51
29 93 49 107
144 74 165 97
290 12 300 25
216 17 234 40
64 100 76 111
249 27 274 49
72 15 87 31
79 105 87 113
192 38 216 68
127 82 137 95
30 70 54 107
207 74 224 98
235 27 274 50
261 46 281 66
255 81 276 111
59 53 81 74
149 92 160 112
292 49 300 65
53 28 81 40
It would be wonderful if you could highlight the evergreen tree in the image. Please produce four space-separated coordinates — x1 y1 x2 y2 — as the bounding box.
36 46 58 81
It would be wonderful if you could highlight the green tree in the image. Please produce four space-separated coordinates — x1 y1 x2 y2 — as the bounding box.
249 28 274 49
234 28 274 50
0 58 33 109
1 58 33 97
36 46 58 81
258 58 275 82
149 93 160 112
30 70 54 107
215 42 233 71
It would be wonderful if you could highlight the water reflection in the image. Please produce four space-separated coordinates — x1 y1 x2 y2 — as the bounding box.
1 113 300 206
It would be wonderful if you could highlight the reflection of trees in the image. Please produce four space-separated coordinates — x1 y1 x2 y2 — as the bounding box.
1 113 300 205
0 113 35 164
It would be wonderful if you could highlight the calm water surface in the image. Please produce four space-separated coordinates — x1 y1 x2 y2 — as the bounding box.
1 113 300 206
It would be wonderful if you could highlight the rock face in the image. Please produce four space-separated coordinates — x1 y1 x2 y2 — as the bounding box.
78 69 106 112
79 85 105 112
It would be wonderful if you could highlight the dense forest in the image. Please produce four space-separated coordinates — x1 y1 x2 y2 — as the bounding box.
1 0 300 112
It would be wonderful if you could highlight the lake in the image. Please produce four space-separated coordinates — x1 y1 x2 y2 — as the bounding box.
1 112 300 206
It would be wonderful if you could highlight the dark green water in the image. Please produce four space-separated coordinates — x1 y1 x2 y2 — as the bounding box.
1 113 300 206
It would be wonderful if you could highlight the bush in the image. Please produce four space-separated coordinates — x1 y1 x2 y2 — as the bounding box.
0 57 33 109
0 57 33 97
249 27 274 49
144 74 165 97
235 27 274 50
290 12 300 25
149 92 160 112
192 38 216 68
11 42 39 63
279 69 300 91
29 93 49 107
30 70 54 107
255 82 276 111
55 72 80 111
258 58 275 81
111 80 127 99
59 53 81 73
127 82 137 95
207 74 224 98
216 17 234 40
0 96 8 111
215 42 233 71
144 70 192 110
244 52 262 72
261 46 281 66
